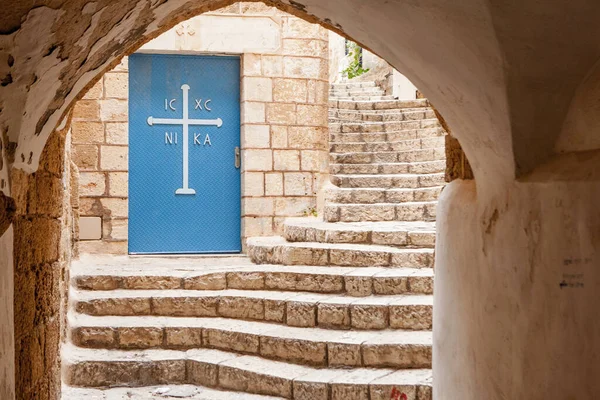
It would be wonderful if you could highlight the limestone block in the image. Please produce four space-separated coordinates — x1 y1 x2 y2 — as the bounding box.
283 17 321 38
297 104 328 126
264 299 286 322
100 99 128 122
329 249 390 267
242 124 270 148
273 150 300 171
301 150 326 172
242 102 266 124
184 273 227 290
243 77 273 102
79 172 106 197
204 329 260 354
266 103 296 124
345 276 373 297
282 38 327 57
227 271 265 289
284 57 322 79
105 123 128 144
218 297 264 320
117 327 162 349
165 327 203 348
243 197 274 216
298 274 343 292
408 276 434 294
390 251 433 268
373 277 409 295
265 336 327 366
243 216 273 237
100 146 128 171
75 276 120 290
243 149 272 171
284 172 313 196
73 327 115 348
283 246 327 265
218 362 292 398
261 55 283 77
286 302 316 327
82 79 103 99
273 78 307 102
122 275 180 290
103 72 128 99
108 172 127 197
242 54 261 76
288 126 327 149
307 80 329 103
152 297 218 317
187 359 219 387
362 343 431 368
351 304 388 329
390 305 432 330
72 100 100 121
317 303 350 329
275 197 315 217
265 172 283 196
73 145 99 171
242 172 265 196
100 198 128 218
328 343 362 367
270 125 288 148
372 231 409 246
72 122 104 143
370 385 419 400
76 298 151 316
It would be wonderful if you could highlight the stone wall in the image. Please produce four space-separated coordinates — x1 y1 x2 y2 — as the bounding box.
11 125 73 400
72 2 329 254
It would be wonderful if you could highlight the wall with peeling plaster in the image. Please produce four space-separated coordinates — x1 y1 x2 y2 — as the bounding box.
2 0 600 399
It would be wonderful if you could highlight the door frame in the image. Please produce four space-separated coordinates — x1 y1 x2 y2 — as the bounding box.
128 51 244 254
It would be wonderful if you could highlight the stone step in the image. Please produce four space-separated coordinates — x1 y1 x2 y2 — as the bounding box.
248 236 434 270
330 137 445 153
331 119 440 134
330 161 445 175
330 126 444 143
330 110 437 123
331 173 445 189
324 202 437 223
284 218 435 249
330 147 445 164
325 186 442 204
331 81 377 89
63 345 433 399
72 260 434 296
329 121 441 135
69 314 432 368
62 385 286 400
74 287 434 330
330 99 429 110
330 89 385 96
331 96 396 101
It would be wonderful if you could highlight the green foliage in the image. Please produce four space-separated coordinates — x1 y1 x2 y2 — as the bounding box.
342 42 370 79
303 206 318 217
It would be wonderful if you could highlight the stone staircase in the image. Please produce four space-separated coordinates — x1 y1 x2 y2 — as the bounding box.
62 81 444 399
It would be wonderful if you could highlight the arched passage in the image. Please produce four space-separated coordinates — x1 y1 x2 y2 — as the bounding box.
2 1 600 399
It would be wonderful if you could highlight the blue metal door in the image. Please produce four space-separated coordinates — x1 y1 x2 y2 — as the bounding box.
128 54 241 254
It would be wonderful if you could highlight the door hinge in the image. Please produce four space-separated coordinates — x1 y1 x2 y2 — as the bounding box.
235 146 241 169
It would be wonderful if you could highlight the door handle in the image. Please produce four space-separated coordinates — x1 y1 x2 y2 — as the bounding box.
235 146 241 169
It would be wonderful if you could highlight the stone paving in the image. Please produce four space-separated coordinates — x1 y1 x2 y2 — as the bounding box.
62 81 443 400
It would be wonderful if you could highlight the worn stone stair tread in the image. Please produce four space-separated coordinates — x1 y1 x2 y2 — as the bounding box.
331 99 430 110
63 344 433 399
69 313 433 368
325 186 442 205
73 287 434 330
247 236 434 255
62 384 286 400
330 148 446 164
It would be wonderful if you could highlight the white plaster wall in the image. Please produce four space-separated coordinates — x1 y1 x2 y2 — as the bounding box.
435 180 600 399
392 70 417 100
0 228 14 400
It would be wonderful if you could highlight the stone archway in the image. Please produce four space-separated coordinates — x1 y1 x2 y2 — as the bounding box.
3 1 600 399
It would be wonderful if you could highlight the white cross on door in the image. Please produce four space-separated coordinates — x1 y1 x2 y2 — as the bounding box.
147 84 223 195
